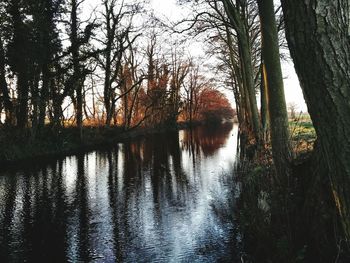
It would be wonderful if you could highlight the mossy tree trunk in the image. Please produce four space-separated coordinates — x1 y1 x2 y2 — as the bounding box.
281 0 350 240
257 0 292 178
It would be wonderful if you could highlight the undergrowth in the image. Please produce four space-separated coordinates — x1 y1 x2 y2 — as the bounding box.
211 120 350 262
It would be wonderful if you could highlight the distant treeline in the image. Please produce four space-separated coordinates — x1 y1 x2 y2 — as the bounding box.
0 0 234 136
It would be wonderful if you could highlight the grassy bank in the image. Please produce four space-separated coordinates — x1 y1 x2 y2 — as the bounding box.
289 117 316 156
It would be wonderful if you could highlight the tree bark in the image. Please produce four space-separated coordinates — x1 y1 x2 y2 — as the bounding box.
281 0 350 239
260 63 269 142
258 0 292 178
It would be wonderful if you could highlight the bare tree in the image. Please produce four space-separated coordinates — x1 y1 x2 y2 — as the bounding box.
287 102 298 119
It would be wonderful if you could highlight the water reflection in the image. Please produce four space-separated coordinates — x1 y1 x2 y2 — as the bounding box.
0 124 239 262
181 123 234 157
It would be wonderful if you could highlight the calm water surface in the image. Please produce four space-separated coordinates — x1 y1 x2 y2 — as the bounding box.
0 124 240 262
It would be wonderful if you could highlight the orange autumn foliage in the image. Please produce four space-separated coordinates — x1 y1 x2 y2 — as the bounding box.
198 88 234 123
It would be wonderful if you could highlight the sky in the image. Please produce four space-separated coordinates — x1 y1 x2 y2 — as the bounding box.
150 0 307 112
82 0 307 112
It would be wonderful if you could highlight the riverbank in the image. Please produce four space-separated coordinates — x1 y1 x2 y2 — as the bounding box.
0 120 225 168
227 120 350 262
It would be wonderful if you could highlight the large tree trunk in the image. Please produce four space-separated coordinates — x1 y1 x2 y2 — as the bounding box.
258 0 292 179
281 0 350 239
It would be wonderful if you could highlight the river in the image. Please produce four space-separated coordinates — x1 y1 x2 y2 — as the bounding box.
0 123 241 262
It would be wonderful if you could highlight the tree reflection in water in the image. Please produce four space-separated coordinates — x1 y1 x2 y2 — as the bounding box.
181 122 234 158
0 123 240 262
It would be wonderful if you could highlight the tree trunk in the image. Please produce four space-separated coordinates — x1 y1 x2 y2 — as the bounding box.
258 0 292 178
76 84 83 129
53 96 63 128
38 65 50 128
104 61 112 126
103 16 112 126
70 0 83 139
17 74 29 129
222 0 261 142
225 24 246 128
31 75 40 132
0 36 13 125
238 32 261 142
9 0 29 129
281 0 350 239
260 63 269 142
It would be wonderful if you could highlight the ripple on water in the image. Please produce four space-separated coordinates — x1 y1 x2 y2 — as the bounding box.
0 124 240 262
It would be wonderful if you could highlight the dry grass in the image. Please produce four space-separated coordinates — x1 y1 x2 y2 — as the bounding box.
289 114 316 156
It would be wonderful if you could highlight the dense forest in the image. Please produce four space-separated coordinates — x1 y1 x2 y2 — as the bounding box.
0 0 350 262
